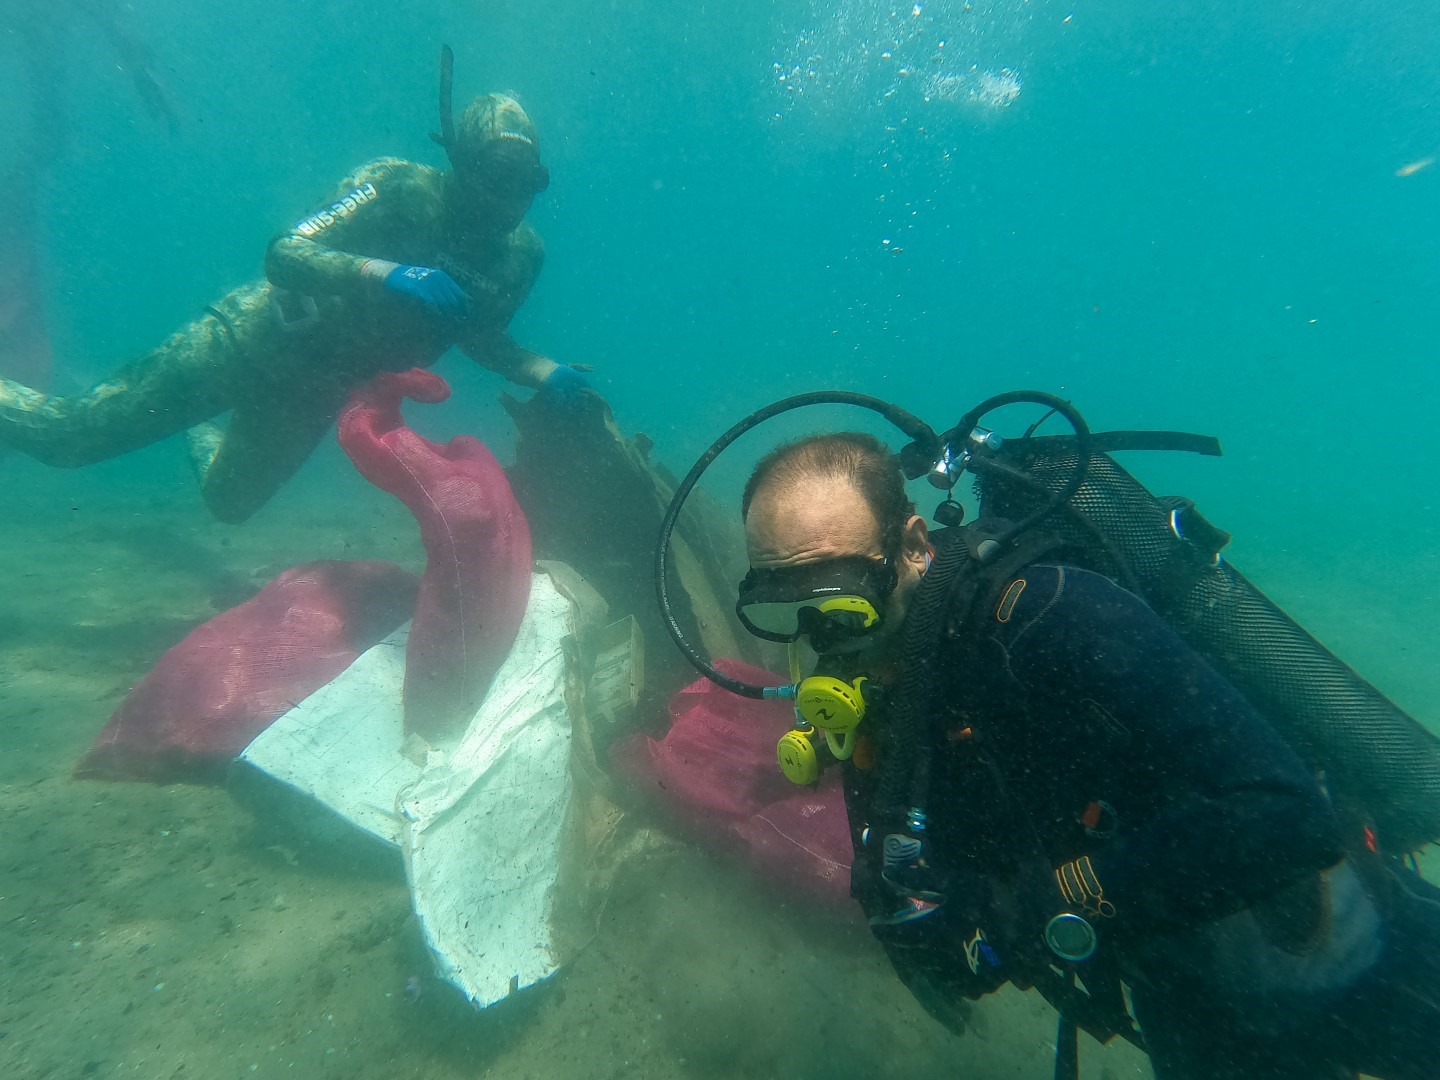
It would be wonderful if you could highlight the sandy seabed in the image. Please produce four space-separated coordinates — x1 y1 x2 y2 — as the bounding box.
5 468 1431 1080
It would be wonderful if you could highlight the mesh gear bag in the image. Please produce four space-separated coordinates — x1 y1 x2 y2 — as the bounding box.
78 368 533 779
76 560 418 781
611 658 855 912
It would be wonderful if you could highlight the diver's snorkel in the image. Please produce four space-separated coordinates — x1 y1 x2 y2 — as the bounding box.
429 44 458 168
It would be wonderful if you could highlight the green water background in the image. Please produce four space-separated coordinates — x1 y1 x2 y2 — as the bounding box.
2 4 1438 1077
12 0 1435 703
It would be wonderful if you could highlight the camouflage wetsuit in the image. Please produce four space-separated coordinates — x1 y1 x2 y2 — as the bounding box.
0 156 553 522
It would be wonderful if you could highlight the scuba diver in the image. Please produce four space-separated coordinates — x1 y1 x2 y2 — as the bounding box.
0 48 590 523
655 391 1440 1080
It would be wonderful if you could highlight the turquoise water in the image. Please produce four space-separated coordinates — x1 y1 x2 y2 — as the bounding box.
4 1 1438 1077
23 0 1440 567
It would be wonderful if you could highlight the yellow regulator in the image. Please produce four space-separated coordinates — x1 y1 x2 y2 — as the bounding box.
796 676 867 734
776 727 820 785
776 675 870 785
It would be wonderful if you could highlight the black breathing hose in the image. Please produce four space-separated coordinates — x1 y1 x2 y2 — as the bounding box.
655 388 1089 700
873 391 1093 818
942 390 1092 556
654 391 938 698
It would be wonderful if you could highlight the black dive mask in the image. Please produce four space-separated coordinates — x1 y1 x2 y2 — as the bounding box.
736 556 897 655
457 139 550 197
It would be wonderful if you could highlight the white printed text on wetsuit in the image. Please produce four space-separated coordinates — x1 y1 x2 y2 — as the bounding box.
293 182 378 237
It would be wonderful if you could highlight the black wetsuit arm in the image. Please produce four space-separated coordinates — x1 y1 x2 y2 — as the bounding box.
997 566 1343 932
264 158 440 299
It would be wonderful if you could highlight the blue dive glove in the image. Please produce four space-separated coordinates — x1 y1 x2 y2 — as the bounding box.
369 262 468 315
537 364 592 410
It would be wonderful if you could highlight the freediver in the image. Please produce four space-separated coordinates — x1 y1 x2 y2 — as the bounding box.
0 52 590 522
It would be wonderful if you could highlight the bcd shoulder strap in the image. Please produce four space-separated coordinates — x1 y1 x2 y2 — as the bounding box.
938 519 1072 640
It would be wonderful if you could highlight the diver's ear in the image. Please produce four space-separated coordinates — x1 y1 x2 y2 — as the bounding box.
899 514 929 575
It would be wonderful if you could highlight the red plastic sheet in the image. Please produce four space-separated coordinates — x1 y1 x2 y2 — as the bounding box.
0 173 52 393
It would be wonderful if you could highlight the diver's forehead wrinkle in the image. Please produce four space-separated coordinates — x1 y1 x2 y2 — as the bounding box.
744 476 885 568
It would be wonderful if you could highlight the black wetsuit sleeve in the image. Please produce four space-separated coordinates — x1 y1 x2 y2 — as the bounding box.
264 158 436 299
994 566 1343 933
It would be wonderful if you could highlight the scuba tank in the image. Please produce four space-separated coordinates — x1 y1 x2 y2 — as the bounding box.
973 437 1440 854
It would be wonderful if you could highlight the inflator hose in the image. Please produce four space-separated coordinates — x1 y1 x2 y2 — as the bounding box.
941 390 1092 555
872 528 972 817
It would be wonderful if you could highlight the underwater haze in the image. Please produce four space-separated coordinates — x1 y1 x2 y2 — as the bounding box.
3 1 1438 1077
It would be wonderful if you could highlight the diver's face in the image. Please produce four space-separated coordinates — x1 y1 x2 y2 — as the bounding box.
745 477 929 660
471 187 534 235
455 145 546 236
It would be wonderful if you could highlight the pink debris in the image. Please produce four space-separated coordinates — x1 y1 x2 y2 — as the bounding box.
76 560 419 781
611 658 857 915
338 369 532 740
